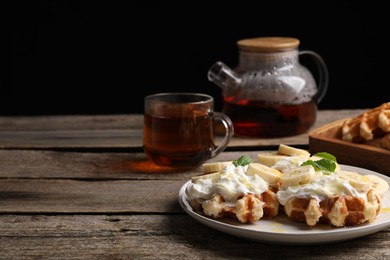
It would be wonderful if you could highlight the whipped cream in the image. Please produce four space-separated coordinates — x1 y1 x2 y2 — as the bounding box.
277 174 363 205
186 165 269 203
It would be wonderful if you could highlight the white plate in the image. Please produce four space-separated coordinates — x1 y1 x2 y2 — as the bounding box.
178 165 390 244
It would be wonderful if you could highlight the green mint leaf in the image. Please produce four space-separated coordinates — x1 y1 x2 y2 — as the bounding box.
233 155 252 167
302 159 336 173
301 160 318 169
312 152 337 162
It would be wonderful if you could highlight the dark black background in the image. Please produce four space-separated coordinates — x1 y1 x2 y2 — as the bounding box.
9 1 387 115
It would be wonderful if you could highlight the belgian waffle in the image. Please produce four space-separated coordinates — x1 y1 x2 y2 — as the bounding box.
342 102 390 142
283 190 381 227
189 189 279 224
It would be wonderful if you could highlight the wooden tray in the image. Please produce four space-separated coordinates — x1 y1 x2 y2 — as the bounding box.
309 119 390 176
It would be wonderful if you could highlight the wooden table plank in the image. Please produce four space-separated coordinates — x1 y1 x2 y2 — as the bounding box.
0 114 141 131
0 150 273 214
0 150 262 179
0 179 184 213
0 129 141 149
0 214 389 259
0 109 367 149
0 147 380 180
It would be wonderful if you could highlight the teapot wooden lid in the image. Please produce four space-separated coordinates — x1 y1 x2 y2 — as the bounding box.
237 37 300 52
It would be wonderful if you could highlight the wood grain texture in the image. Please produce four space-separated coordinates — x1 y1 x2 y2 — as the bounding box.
0 179 184 213
0 150 263 214
0 110 367 149
0 215 389 259
0 114 142 131
2 110 389 258
0 150 261 179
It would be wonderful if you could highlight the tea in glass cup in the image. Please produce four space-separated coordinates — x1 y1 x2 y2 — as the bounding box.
143 93 234 170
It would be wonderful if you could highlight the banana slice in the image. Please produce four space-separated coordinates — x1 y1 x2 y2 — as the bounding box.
366 174 389 196
278 144 310 158
309 155 323 161
257 152 289 167
191 172 220 183
202 161 232 174
280 165 315 187
336 171 371 192
246 163 282 185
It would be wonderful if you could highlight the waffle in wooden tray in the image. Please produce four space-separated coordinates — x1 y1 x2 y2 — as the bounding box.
309 103 390 176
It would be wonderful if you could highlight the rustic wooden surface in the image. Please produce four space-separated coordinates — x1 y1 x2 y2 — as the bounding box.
0 109 365 149
1 110 390 259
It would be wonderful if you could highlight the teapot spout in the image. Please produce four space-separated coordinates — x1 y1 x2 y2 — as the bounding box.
207 61 241 89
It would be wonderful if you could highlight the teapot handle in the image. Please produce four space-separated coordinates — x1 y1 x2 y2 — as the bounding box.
299 50 329 103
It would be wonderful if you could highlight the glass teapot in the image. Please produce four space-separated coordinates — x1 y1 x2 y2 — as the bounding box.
208 37 328 137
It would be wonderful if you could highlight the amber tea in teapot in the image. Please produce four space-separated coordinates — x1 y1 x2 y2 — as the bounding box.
208 37 328 137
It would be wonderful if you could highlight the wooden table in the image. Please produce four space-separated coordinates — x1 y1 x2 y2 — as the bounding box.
1 109 389 259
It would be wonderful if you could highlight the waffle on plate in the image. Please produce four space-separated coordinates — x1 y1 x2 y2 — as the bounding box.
186 144 389 227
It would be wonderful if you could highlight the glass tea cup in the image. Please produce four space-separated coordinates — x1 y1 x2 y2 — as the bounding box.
143 93 234 170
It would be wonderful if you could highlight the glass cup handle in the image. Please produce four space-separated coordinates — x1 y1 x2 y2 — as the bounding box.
210 112 234 158
299 50 329 103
